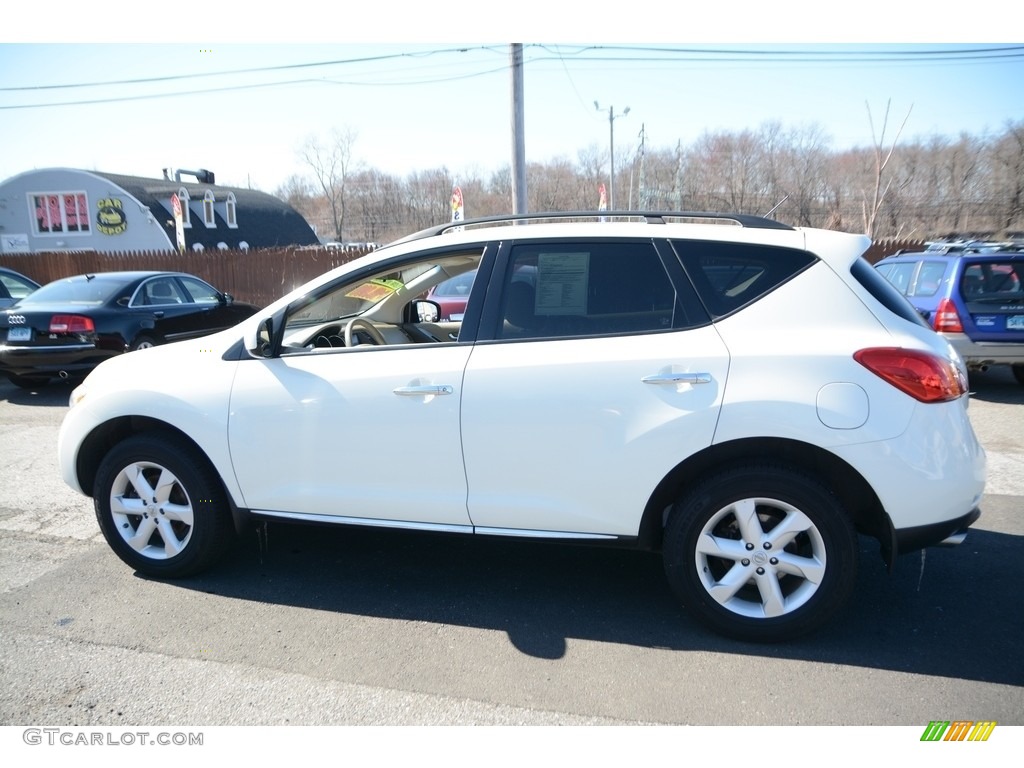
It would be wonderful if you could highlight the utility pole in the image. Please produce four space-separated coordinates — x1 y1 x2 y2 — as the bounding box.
637 124 647 211
510 44 527 215
675 140 684 211
594 102 629 210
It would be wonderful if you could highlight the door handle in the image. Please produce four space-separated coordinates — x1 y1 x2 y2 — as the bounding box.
642 373 712 385
393 385 454 396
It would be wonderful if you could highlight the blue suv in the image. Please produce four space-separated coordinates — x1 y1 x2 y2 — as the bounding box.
874 246 1024 384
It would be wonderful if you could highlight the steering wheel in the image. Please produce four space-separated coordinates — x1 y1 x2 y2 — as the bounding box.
344 317 387 347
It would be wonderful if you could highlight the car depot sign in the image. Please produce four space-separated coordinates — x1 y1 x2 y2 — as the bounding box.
96 197 127 235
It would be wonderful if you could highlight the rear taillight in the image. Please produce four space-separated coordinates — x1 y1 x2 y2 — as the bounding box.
49 315 95 334
933 298 963 333
854 347 967 403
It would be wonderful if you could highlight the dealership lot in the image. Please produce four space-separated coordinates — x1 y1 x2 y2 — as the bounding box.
0 369 1021 726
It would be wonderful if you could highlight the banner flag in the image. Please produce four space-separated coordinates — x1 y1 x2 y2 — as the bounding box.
451 186 464 231
170 194 186 252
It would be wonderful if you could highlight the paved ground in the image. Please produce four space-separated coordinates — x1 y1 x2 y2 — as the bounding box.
0 367 1021 760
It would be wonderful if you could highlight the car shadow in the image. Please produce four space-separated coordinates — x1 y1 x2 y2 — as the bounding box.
165 515 1023 686
0 377 79 406
967 365 1024 405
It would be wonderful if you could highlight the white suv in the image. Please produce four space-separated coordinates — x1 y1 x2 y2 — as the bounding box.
57 212 986 642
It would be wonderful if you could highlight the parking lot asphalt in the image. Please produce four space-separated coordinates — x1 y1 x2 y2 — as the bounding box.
0 368 1021 731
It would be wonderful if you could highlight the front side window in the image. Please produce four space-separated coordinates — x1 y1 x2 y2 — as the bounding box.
179 276 222 304
497 241 688 340
29 191 91 235
280 249 484 350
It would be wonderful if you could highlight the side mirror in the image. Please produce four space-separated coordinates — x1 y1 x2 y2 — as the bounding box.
247 311 285 359
410 299 441 324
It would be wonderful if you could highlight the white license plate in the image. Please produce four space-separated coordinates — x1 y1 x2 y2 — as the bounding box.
6 327 31 342
1009 315 1024 331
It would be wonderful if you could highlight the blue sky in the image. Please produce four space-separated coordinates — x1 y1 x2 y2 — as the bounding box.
1 3 1021 194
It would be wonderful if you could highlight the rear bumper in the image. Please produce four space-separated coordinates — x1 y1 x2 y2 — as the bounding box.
942 333 1024 367
893 506 982 556
0 343 114 379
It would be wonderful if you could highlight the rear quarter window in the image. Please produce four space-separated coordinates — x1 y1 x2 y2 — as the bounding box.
670 240 817 318
854 258 930 328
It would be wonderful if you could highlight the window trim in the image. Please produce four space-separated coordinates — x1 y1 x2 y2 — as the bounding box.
225 192 237 228
177 188 192 228
203 190 216 228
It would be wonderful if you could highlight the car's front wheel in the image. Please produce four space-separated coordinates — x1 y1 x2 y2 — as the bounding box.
93 433 234 578
663 464 858 642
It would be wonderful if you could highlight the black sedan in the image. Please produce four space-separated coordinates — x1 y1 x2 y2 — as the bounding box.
0 271 259 388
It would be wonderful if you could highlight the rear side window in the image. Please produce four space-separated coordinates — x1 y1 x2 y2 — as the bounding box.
875 261 915 294
670 240 816 318
496 241 702 340
911 261 948 297
852 258 930 328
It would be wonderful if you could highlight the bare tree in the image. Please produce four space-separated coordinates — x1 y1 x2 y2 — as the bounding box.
861 100 913 238
989 120 1024 233
298 127 359 241
273 115 1022 243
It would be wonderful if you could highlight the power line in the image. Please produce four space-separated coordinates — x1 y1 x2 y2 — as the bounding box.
0 45 503 92
1 43 1021 112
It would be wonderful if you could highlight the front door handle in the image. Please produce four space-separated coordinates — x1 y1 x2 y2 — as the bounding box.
393 385 454 396
642 373 712 385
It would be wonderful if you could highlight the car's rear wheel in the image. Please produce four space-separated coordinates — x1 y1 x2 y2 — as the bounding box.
130 335 158 351
94 433 234 578
663 464 857 642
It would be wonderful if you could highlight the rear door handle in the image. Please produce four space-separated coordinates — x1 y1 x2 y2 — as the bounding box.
642 373 712 385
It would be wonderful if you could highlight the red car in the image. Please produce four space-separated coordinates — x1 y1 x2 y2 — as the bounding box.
426 269 476 321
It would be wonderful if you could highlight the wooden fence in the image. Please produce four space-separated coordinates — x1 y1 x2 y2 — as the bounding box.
0 247 370 308
1 238 923 309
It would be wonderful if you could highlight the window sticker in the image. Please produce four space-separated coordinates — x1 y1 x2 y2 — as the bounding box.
536 252 589 315
345 278 403 303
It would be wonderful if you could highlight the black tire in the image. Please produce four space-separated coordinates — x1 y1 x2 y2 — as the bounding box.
129 335 158 352
1012 364 1024 386
7 374 50 390
93 433 235 578
663 464 858 642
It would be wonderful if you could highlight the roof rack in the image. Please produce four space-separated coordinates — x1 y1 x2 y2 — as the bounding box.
391 210 794 245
